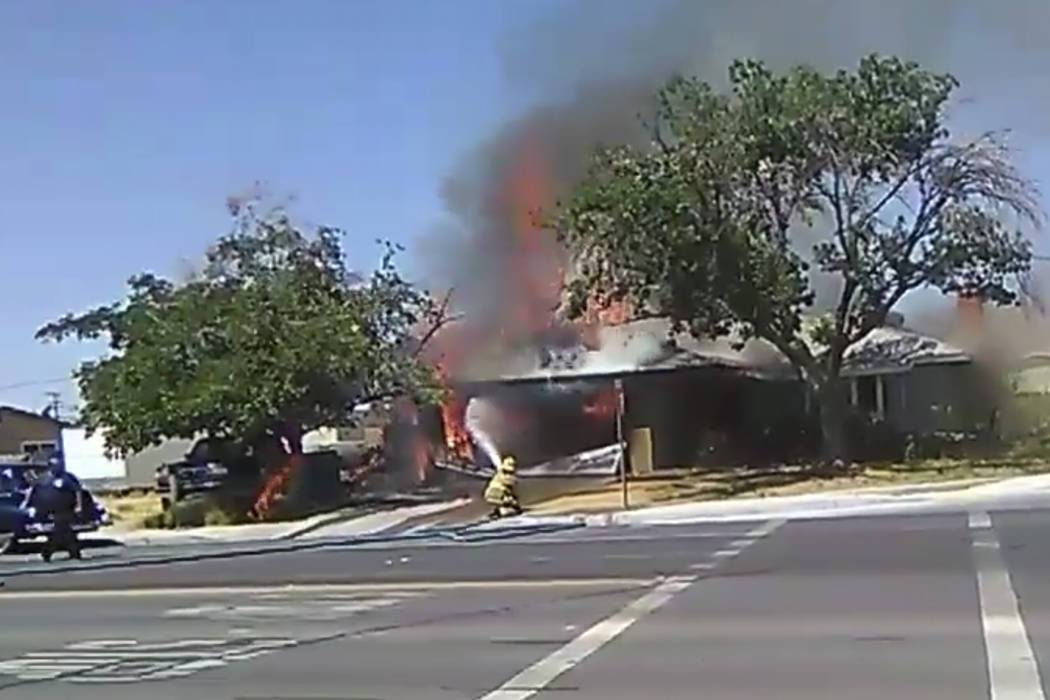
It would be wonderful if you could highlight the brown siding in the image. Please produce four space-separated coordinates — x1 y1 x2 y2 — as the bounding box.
0 408 60 456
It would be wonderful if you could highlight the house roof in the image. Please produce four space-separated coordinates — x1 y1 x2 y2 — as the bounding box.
0 405 67 427
452 317 785 384
451 316 970 385
839 326 970 375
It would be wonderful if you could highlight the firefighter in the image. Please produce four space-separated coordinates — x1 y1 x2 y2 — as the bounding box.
27 454 83 562
484 455 522 519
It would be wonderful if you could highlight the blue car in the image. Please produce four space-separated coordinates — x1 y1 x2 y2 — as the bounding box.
0 463 111 555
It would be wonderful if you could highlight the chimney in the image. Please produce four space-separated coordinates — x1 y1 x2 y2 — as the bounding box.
957 294 983 322
956 293 984 344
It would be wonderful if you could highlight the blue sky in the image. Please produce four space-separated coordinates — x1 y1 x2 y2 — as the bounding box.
2 1 1049 415
0 0 561 413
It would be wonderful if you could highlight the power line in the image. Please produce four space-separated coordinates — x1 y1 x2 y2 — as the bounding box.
0 377 73 392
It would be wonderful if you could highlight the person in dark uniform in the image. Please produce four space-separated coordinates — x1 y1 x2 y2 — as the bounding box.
0 468 17 494
0 467 29 494
27 453 83 562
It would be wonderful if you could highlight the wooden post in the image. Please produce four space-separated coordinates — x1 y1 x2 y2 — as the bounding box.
615 378 628 510
875 375 886 420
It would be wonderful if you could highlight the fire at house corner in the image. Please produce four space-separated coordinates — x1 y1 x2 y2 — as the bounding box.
417 135 640 473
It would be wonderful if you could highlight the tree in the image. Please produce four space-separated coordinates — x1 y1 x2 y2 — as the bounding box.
557 54 1041 461
37 199 446 460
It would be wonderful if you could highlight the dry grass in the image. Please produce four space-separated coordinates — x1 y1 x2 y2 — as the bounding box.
98 489 164 530
526 457 1050 515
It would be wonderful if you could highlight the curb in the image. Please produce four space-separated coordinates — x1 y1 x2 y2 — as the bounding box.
273 506 375 540
106 499 469 547
521 476 1040 528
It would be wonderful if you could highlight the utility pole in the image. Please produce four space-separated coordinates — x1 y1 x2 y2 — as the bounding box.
44 391 65 468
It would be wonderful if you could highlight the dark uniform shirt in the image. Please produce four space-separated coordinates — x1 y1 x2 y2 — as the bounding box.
29 471 82 516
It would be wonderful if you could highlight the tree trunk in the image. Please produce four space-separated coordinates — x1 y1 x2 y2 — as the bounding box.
815 377 849 467
806 369 848 468
771 335 850 468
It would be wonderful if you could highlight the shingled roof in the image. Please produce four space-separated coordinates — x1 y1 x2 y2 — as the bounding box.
452 316 971 385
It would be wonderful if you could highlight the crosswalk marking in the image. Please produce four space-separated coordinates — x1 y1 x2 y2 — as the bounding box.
0 590 424 684
164 590 420 621
0 637 298 683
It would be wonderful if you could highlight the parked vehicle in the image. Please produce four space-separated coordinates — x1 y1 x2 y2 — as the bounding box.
0 462 111 555
154 438 245 509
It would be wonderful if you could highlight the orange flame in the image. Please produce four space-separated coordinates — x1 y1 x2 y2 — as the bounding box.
252 453 300 519
434 363 474 462
416 138 636 463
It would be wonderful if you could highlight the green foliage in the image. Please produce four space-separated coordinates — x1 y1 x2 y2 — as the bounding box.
558 54 1039 379
38 199 446 457
143 494 251 529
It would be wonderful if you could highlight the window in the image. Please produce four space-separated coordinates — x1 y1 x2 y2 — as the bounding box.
21 441 57 456
850 376 888 420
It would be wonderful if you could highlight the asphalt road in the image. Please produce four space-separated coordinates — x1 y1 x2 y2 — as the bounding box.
1 511 1048 698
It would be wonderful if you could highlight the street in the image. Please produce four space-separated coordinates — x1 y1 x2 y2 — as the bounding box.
1 510 1049 698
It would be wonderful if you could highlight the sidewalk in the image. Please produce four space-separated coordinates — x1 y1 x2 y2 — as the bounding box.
107 499 470 547
473 472 1050 530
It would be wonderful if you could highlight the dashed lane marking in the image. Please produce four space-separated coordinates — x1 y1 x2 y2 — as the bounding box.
710 549 742 559
689 518 785 573
745 518 787 538
970 511 993 529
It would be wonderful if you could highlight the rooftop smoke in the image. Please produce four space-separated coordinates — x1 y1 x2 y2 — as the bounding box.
420 0 1050 372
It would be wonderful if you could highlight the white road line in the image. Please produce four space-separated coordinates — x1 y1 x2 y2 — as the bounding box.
746 518 786 538
0 578 656 600
969 510 1046 700
687 518 784 573
710 549 742 559
970 511 993 529
476 575 696 700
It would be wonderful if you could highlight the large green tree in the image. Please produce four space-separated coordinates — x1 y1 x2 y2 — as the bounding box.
557 55 1041 460
38 199 445 458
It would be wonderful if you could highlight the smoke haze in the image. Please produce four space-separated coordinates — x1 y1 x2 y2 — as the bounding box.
421 0 1050 364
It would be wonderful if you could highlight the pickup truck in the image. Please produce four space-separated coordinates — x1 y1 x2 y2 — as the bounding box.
153 438 252 509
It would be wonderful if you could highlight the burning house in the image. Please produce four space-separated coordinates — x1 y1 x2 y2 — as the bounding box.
411 124 1001 476
421 311 1001 473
